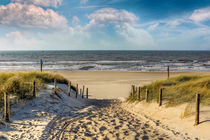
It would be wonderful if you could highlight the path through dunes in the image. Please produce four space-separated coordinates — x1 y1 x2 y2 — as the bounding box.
0 84 186 140
42 100 173 140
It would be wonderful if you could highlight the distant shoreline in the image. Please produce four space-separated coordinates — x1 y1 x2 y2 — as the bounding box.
1 51 210 71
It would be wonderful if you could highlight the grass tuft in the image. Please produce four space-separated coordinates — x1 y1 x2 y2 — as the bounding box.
127 75 210 106
181 104 194 119
0 71 69 106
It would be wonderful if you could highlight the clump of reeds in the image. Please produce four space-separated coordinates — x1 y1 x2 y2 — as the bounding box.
0 71 69 105
127 75 210 106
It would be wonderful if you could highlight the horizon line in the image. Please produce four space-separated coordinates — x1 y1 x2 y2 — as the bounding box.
0 50 210 51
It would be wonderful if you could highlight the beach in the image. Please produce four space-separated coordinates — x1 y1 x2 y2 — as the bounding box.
57 71 210 99
1 0 210 138
57 70 210 139
1 71 210 139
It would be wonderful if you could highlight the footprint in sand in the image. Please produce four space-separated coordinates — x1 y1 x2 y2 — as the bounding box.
40 100 176 140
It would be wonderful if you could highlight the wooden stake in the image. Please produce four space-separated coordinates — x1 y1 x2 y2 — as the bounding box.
54 79 56 94
159 88 163 106
83 85 85 95
132 85 135 97
138 86 141 100
130 85 133 97
81 89 84 98
40 59 43 72
68 81 71 96
195 93 200 126
33 81 36 98
4 92 10 122
86 88 88 99
167 66 170 78
76 84 78 94
146 89 149 102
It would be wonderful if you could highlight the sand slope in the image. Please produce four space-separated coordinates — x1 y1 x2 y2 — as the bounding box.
0 84 86 140
122 101 210 140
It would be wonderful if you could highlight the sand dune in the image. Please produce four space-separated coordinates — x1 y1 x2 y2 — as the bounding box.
0 83 178 140
1 71 210 139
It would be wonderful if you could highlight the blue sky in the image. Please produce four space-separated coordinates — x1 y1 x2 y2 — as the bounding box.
0 0 210 50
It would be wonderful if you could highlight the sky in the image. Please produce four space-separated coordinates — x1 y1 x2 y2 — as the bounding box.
0 0 210 50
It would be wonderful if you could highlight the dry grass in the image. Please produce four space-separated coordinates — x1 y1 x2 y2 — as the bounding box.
180 104 194 119
0 71 69 106
127 75 210 106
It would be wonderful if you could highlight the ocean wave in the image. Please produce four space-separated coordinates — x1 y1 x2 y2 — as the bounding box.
0 60 209 71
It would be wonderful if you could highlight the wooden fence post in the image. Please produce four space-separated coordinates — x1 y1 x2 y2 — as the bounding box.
138 86 141 100
33 81 36 98
76 84 78 94
40 59 43 72
167 66 170 78
81 88 84 99
86 88 88 99
82 85 85 98
54 79 56 94
132 85 135 97
146 89 149 102
159 88 163 106
130 85 133 97
195 93 200 126
68 81 71 96
4 92 10 122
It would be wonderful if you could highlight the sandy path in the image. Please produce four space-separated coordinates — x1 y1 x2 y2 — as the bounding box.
0 83 194 140
43 100 175 140
0 84 174 140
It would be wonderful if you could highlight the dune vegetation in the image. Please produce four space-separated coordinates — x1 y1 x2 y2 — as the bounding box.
127 75 210 106
0 71 69 106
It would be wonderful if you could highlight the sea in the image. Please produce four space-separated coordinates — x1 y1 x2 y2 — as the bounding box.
0 50 210 72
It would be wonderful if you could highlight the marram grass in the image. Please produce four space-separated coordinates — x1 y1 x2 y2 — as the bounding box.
0 71 69 105
127 75 210 106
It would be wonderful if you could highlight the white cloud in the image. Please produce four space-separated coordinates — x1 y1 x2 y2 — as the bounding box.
116 23 154 47
0 31 46 50
167 20 180 27
148 23 159 30
86 8 154 48
72 16 80 25
0 3 67 29
190 7 210 22
87 8 154 48
80 0 88 4
0 7 154 50
88 8 138 25
155 27 210 50
11 0 63 8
